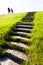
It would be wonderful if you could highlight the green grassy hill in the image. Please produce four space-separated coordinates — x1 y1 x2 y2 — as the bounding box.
0 13 27 56
0 12 43 65
0 13 27 37
22 12 43 65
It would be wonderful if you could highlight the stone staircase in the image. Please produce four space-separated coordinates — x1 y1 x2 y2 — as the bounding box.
0 12 36 65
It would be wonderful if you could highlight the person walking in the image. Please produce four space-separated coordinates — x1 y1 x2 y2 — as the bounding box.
8 7 10 14
11 8 13 13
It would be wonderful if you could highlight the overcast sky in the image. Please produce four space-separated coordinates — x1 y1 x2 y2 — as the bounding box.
0 0 43 14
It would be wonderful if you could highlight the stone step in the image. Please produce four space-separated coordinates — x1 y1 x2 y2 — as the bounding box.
16 28 31 33
15 31 31 35
16 28 31 31
22 19 33 22
10 42 28 48
10 36 31 45
22 18 33 20
27 12 36 16
6 41 28 54
12 32 31 38
12 30 31 34
16 25 33 29
11 36 30 41
0 58 19 65
8 31 31 38
17 22 33 26
22 12 36 21
22 12 36 22
16 28 31 30
24 17 34 19
22 16 34 21
6 49 28 61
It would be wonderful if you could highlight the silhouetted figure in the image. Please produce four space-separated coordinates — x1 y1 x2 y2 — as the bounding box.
8 7 10 14
11 8 13 13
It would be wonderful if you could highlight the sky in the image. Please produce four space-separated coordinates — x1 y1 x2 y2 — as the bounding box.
0 0 43 14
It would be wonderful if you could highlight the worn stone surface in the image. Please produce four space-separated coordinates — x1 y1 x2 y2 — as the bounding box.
6 49 28 60
0 58 19 65
10 42 28 48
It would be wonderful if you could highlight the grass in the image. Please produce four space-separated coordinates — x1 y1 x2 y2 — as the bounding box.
0 12 43 65
0 13 27 37
0 13 27 56
22 12 43 65
0 47 6 58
